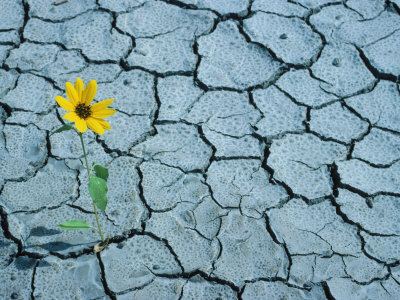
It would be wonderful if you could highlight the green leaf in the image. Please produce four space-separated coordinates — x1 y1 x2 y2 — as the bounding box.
50 124 74 136
58 220 91 231
92 162 109 182
89 175 108 211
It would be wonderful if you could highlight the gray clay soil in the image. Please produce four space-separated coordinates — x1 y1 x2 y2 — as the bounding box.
1 0 400 299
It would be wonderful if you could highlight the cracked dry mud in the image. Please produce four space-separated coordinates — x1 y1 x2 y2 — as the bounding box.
0 0 400 299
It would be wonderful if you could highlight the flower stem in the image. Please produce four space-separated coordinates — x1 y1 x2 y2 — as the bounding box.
78 132 105 242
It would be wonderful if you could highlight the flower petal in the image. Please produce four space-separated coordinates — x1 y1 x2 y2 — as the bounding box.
55 96 75 111
75 118 87 133
83 80 97 106
66 82 80 106
91 109 116 119
95 118 111 130
86 117 105 135
62 112 79 122
74 78 84 102
91 98 114 112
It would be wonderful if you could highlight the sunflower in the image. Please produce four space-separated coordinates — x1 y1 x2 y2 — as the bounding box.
55 78 116 135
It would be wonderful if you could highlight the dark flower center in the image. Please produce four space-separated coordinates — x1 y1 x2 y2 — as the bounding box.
75 103 91 119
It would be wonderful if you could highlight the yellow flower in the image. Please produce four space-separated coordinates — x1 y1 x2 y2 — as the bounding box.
55 78 116 135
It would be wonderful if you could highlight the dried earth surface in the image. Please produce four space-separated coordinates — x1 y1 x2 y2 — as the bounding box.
1 0 400 299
